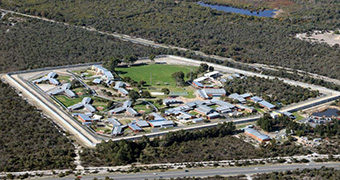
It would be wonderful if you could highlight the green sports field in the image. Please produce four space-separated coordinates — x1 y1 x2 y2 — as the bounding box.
115 64 198 86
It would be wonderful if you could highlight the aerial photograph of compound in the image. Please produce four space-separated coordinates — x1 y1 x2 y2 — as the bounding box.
1 0 340 180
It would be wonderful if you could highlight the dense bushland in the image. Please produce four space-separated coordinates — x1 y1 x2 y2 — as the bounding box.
0 81 75 172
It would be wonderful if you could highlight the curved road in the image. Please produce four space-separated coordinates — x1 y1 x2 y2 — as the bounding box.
1 8 340 86
43 162 340 180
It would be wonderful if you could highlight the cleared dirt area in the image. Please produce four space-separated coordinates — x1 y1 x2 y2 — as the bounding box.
296 31 340 46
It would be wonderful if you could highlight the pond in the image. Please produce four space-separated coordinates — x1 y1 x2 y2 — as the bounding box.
197 2 278 17
312 108 340 117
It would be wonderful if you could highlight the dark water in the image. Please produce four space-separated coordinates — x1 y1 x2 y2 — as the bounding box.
198 2 278 17
312 108 340 117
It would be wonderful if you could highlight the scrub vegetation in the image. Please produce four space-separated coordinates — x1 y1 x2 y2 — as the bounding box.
0 16 170 73
253 167 340 180
224 76 319 105
0 0 339 79
80 122 308 166
0 81 75 172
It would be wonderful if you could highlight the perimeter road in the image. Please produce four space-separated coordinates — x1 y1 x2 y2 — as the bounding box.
3 55 340 146
43 162 340 180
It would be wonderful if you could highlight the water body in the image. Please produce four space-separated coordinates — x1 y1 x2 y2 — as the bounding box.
197 2 278 17
312 108 340 117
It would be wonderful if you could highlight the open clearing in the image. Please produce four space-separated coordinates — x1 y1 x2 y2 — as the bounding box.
115 64 198 86
296 31 340 46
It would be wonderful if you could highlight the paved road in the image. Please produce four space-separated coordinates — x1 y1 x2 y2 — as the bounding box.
2 74 101 147
42 162 340 180
4 55 340 145
1 8 340 87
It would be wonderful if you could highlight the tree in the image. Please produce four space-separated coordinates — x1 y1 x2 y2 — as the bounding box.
139 80 146 86
104 57 121 72
198 63 209 73
123 55 138 67
149 54 156 62
209 66 214 72
186 71 197 81
161 88 170 95
171 71 185 86
141 91 152 98
128 90 140 101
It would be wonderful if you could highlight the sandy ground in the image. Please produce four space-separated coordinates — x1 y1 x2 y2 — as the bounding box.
296 30 340 46
273 9 284 18
37 84 56 92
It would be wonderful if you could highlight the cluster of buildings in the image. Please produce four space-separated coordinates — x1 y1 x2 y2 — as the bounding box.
91 65 129 97
108 100 138 116
49 83 76 98
164 98 256 121
192 71 227 100
33 72 60 86
68 97 97 113
77 113 102 125
250 96 276 110
244 127 271 143
108 113 174 136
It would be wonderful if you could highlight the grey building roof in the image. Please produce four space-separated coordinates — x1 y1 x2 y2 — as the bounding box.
78 114 91 121
216 106 231 112
244 128 271 141
211 99 235 109
204 71 221 78
149 112 166 121
186 101 197 108
251 96 263 103
236 104 254 111
49 88 64 95
163 99 183 105
197 89 209 99
112 126 123 136
114 81 125 89
49 78 60 85
47 72 57 79
240 93 251 98
82 97 92 105
136 120 149 127
126 107 138 116
123 100 132 108
195 105 214 115
68 103 84 111
283 111 294 117
193 81 204 88
177 111 194 120
108 118 122 126
203 100 215 106
108 107 126 114
148 120 174 127
84 104 96 113
103 70 114 80
229 93 246 103
191 118 203 123
202 88 226 96
259 100 276 109
128 123 143 131
65 89 76 98
62 83 71 90
220 78 227 83
92 78 102 84
118 88 129 95
207 112 220 118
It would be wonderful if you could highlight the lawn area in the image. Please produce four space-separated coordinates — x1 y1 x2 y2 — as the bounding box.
115 64 198 86
55 95 89 107
57 75 72 82
54 95 110 110
293 111 304 121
